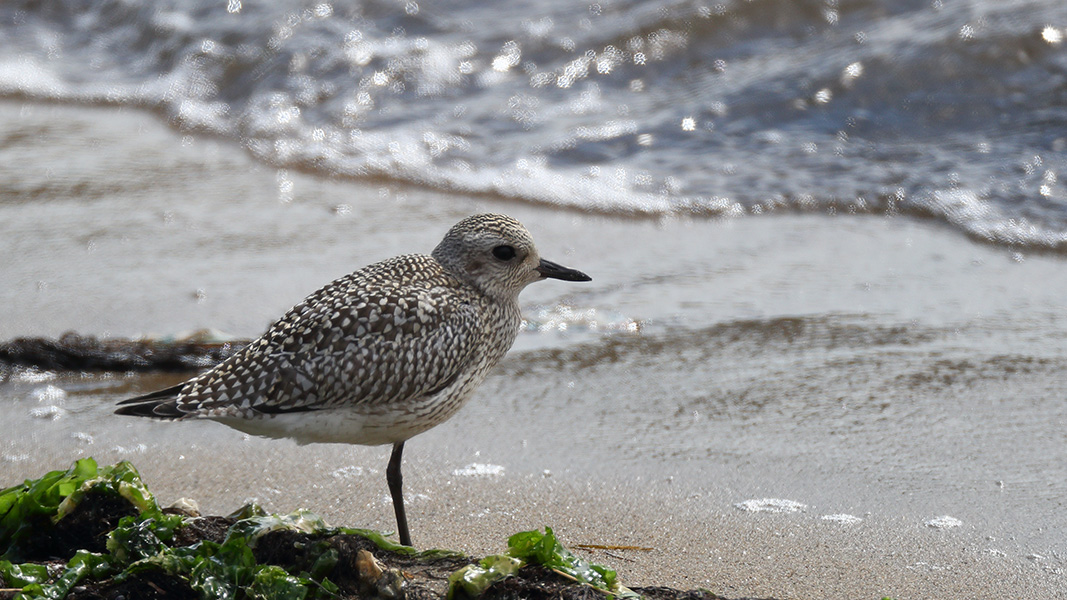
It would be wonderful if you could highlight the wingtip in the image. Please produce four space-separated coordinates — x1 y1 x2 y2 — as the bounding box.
115 383 187 419
114 402 157 417
114 399 186 419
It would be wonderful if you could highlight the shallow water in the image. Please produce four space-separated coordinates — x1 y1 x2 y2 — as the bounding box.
2 0 1066 248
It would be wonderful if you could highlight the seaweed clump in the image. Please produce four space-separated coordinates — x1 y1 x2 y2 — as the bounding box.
0 332 245 372
1 459 722 600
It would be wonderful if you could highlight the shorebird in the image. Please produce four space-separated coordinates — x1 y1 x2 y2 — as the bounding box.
116 214 591 546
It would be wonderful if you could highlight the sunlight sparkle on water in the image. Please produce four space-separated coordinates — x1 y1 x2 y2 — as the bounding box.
842 61 864 87
492 41 521 72
1041 25 1063 45
523 304 642 335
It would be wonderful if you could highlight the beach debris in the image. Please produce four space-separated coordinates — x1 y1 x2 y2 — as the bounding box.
574 543 654 552
357 549 407 599
0 331 247 372
166 497 201 517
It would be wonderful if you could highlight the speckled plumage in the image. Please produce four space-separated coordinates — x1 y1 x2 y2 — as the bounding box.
159 253 508 445
116 213 591 546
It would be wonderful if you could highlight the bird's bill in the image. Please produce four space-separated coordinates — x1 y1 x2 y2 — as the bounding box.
536 258 592 282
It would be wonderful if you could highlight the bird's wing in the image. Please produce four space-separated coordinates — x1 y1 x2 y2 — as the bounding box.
174 276 483 417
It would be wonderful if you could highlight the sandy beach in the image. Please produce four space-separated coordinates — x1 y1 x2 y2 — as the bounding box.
2 103 1066 599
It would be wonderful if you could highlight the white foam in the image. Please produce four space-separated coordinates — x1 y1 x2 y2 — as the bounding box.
29 405 66 420
452 463 506 477
924 515 962 529
13 367 56 383
734 498 808 513
330 465 367 479
31 384 67 403
821 513 863 524
111 443 148 455
71 432 95 445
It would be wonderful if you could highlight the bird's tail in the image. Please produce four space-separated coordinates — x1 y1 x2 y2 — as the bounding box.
115 383 187 419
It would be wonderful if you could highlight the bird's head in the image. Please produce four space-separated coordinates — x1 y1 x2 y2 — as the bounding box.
432 213 591 301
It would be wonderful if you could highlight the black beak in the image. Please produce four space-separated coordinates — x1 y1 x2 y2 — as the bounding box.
536 258 591 282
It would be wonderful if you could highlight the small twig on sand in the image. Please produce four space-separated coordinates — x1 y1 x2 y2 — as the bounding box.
574 543 654 552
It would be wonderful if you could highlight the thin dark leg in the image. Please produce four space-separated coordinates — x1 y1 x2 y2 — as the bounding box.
387 441 412 547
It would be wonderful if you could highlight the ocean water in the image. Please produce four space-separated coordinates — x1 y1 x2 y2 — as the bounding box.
2 0 1066 248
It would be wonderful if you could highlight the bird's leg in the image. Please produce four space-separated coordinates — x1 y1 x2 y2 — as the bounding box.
387 441 412 547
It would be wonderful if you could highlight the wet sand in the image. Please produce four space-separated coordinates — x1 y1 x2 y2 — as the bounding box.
2 102 1066 598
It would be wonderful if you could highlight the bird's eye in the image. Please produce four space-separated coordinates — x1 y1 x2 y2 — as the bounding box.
492 245 517 261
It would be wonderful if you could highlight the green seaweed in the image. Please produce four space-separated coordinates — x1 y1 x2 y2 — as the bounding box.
14 551 111 600
507 527 617 589
446 554 524 600
109 507 364 600
221 503 460 559
0 560 51 587
0 458 428 598
0 458 182 598
0 458 98 560
130 537 262 600
225 509 331 548
247 565 312 600
1 460 637 600
0 457 182 563
446 527 640 600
